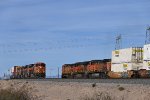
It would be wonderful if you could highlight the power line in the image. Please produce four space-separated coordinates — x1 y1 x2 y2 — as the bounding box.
0 43 101 54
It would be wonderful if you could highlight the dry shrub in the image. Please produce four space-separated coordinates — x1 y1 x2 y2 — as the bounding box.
92 83 96 88
0 83 37 100
118 87 125 91
81 92 114 100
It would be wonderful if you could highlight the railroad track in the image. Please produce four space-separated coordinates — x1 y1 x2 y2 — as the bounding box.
13 78 150 85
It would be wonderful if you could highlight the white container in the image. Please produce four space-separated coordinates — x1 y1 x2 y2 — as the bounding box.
111 50 120 63
112 47 143 63
111 63 125 72
143 44 150 60
111 63 143 72
143 61 150 70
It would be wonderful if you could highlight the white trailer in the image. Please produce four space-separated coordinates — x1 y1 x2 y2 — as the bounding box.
112 47 143 63
143 44 150 70
111 63 143 72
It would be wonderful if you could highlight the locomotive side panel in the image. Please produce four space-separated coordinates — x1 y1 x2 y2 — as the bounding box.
87 60 110 78
62 64 73 78
62 59 111 79
34 62 46 78
72 62 89 78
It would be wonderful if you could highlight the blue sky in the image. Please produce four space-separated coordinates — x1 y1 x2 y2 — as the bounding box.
0 0 150 77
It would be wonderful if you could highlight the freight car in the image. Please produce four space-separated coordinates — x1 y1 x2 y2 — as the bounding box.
62 59 150 79
10 62 46 79
62 59 111 79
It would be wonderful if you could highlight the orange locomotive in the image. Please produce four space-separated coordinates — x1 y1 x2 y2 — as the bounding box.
34 62 46 78
11 62 46 79
62 59 111 79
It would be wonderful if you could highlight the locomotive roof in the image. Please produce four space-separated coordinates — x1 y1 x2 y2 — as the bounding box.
63 64 74 66
14 66 21 67
62 59 111 67
28 64 34 68
91 59 111 62
90 60 103 62
103 59 111 62
35 62 45 64
74 61 90 65
24 65 28 68
29 64 34 66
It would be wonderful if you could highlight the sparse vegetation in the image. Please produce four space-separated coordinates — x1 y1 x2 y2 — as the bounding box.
0 83 36 100
118 87 125 91
92 83 96 87
81 92 114 100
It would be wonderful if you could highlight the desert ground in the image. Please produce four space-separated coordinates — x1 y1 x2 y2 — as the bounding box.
0 80 150 100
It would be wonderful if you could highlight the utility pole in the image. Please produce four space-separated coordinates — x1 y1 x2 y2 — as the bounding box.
115 34 122 50
8 69 10 77
49 69 51 78
145 26 150 44
49 68 52 78
49 68 54 78
58 67 59 78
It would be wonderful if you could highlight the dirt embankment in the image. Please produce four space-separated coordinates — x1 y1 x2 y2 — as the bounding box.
0 80 150 100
